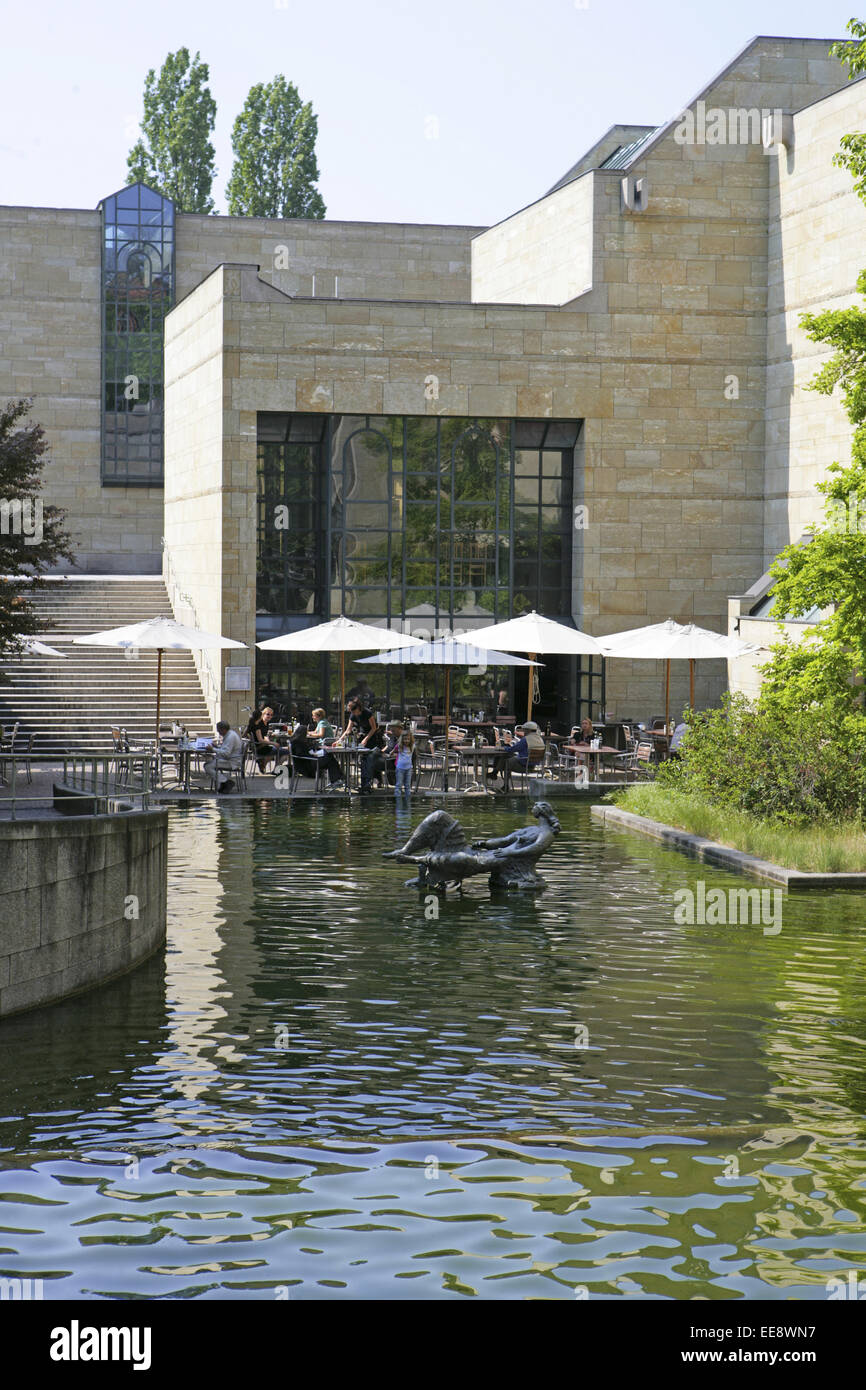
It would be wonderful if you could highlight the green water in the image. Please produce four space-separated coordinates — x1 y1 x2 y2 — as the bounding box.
1 797 865 1300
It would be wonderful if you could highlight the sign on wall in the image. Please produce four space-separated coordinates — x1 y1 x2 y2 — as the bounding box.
225 666 251 692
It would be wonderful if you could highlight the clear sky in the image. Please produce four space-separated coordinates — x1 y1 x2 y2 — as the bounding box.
0 0 860 227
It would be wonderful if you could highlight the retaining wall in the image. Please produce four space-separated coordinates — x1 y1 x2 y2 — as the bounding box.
0 810 167 1018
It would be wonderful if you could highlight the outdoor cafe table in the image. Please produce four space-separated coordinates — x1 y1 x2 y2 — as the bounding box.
159 737 204 793
453 744 503 789
326 744 375 790
564 743 621 780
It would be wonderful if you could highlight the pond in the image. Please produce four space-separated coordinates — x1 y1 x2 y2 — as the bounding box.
1 797 865 1300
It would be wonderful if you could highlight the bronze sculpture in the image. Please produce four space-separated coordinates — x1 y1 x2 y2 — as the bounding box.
384 801 561 892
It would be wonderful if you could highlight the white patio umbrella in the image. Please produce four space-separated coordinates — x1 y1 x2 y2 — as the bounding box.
358 637 540 790
257 614 424 718
73 616 247 742
599 619 760 726
466 610 608 723
7 636 67 658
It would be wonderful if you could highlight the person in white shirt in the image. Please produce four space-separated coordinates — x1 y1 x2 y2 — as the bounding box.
669 720 688 758
204 721 243 793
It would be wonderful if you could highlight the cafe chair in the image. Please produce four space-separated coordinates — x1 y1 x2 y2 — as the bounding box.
503 747 545 792
413 735 446 791
0 723 19 784
207 737 248 793
613 737 656 781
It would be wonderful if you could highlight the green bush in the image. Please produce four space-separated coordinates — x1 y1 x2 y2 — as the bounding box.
659 694 866 825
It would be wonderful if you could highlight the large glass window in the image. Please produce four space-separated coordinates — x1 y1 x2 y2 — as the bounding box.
257 414 326 619
256 413 581 718
99 183 174 486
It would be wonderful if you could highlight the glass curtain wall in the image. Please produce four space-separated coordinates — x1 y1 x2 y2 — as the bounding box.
99 183 174 485
256 413 582 723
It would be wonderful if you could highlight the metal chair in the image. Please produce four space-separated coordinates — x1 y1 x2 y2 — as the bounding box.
413 736 445 791
612 737 655 781
285 745 326 794
0 724 15 785
208 737 249 793
503 748 545 792
16 731 34 784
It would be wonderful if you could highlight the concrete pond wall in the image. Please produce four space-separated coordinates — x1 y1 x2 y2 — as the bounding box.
0 810 168 1018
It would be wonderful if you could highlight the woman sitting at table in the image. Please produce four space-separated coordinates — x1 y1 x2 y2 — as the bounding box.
246 706 281 774
309 707 337 743
573 717 595 744
290 723 344 788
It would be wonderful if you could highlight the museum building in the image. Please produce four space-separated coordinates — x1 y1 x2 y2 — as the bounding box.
2 34 866 733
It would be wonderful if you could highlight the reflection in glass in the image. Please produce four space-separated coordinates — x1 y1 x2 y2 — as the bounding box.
99 182 174 486
256 412 579 712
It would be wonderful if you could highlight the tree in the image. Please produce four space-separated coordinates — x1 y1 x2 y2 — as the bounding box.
761 275 866 715
226 75 325 219
831 19 866 200
0 400 75 661
127 49 217 213
754 21 866 716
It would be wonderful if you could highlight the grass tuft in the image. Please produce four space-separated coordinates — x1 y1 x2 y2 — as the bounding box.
612 785 866 873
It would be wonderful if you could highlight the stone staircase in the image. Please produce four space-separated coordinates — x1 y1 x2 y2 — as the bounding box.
0 577 214 754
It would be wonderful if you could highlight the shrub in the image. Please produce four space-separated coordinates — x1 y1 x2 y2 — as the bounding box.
658 694 866 825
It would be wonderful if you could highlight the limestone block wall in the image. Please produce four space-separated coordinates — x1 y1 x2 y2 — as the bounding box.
163 265 232 727
0 206 164 573
177 215 480 305
0 809 167 1018
764 76 866 564
163 265 260 732
471 173 595 306
170 262 767 718
156 35 856 720
578 36 850 714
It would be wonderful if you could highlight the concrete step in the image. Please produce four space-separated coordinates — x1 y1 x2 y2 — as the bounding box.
3 576 212 752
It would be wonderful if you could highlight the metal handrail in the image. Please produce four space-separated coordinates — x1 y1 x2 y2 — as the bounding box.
0 749 159 821
162 544 220 714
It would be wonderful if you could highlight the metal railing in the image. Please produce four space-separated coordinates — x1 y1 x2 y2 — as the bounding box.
162 544 221 717
0 750 159 821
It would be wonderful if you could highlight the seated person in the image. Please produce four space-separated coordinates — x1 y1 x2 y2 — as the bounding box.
290 724 344 788
308 707 337 743
573 717 595 745
487 727 513 778
669 719 688 759
500 721 545 788
246 705 281 774
203 721 243 793
501 725 529 787
373 721 404 787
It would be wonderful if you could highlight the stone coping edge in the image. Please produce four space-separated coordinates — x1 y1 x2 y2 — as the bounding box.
590 803 866 890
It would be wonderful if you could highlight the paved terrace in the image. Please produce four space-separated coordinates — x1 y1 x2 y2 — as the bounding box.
0 762 617 819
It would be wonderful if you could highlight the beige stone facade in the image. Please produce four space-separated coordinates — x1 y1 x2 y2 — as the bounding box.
0 206 478 575
4 35 866 720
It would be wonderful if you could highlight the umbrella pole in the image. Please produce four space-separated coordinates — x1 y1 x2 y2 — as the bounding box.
155 648 163 745
689 658 694 712
444 666 451 791
340 651 345 725
664 658 670 731
527 653 536 724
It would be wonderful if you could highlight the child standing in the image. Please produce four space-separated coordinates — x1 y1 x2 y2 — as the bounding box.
394 729 414 799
